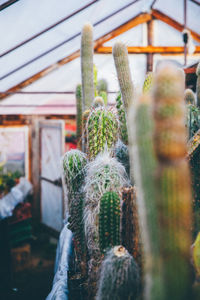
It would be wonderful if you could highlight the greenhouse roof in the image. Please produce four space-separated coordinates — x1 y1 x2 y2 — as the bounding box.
0 0 200 115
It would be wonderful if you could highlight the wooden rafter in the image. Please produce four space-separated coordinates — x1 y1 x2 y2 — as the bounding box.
0 13 151 100
96 46 200 54
152 9 200 43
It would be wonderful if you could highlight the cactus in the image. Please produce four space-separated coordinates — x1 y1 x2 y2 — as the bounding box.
82 109 91 153
96 245 140 300
128 93 163 299
114 139 130 177
99 191 121 253
121 186 140 263
92 96 104 108
97 79 108 105
184 88 196 105
143 72 154 94
196 62 200 107
115 92 128 145
86 107 119 159
153 63 193 300
113 42 134 114
192 232 200 280
62 150 87 212
76 84 82 149
81 23 94 111
94 64 98 97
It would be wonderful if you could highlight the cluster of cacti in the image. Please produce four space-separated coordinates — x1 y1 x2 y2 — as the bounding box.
113 140 130 176
99 191 120 253
81 23 94 111
86 107 119 159
76 84 82 149
143 72 154 94
153 64 193 299
115 93 128 145
196 62 200 107
96 246 140 300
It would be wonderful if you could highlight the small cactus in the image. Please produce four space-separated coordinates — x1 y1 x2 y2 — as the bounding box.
115 92 128 145
96 246 140 300
81 23 94 111
143 72 154 94
76 84 82 149
196 62 200 107
184 88 196 105
86 107 119 159
99 191 121 253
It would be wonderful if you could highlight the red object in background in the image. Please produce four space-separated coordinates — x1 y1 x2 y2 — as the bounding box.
65 120 77 151
8 203 32 225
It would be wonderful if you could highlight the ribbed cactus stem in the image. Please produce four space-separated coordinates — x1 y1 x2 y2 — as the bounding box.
99 191 121 252
76 84 82 149
184 88 196 105
96 246 140 300
82 109 91 153
153 63 193 300
81 23 94 111
128 94 163 299
115 92 128 145
113 42 134 114
97 79 108 105
196 62 200 107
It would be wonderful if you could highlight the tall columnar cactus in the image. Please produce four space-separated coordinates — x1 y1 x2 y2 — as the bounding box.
81 23 94 111
76 84 82 149
143 72 154 94
115 92 128 144
121 187 140 263
97 79 108 105
96 246 140 300
196 62 200 107
128 94 163 299
184 88 196 105
99 191 121 253
153 63 193 300
113 42 134 114
86 107 118 159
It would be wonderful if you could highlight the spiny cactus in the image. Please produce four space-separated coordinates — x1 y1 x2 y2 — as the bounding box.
92 96 104 108
153 63 193 300
62 150 87 212
192 232 200 280
128 93 163 299
99 191 121 253
184 88 196 105
96 246 140 300
113 42 134 114
97 79 108 105
76 84 82 149
196 62 200 107
81 23 94 111
114 139 130 176
86 107 119 159
143 72 154 94
115 92 128 145
121 187 140 263
82 109 91 153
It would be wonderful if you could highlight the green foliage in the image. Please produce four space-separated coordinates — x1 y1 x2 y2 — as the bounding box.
0 168 21 195
87 107 118 159
115 92 128 144
99 191 120 252
96 246 140 300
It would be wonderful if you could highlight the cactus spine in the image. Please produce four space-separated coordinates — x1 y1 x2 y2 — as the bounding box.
196 62 200 107
153 64 193 300
96 246 140 300
113 42 134 114
87 107 118 159
184 88 196 105
115 92 128 145
99 191 121 253
81 23 94 111
76 84 82 149
128 94 163 299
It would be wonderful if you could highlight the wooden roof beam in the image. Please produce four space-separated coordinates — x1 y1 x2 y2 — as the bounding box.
152 9 200 43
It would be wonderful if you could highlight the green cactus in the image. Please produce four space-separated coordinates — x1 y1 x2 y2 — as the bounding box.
128 93 163 299
76 84 82 149
92 96 104 108
115 92 128 145
94 64 98 97
97 79 108 105
81 23 94 111
196 62 200 107
113 42 134 114
153 63 193 300
143 72 154 94
96 245 140 300
99 191 121 253
86 107 119 159
184 88 196 105
114 140 130 176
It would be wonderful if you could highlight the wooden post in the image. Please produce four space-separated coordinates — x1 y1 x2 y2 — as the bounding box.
147 19 154 72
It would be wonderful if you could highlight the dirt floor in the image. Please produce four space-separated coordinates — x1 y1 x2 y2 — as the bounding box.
1 229 57 300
